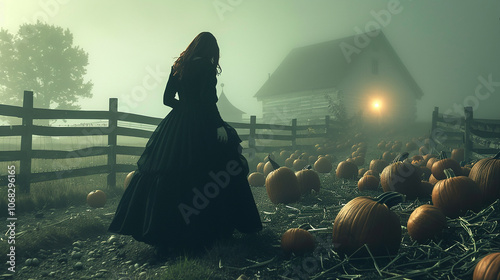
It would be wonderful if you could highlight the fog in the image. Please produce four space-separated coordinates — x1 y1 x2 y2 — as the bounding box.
2 0 499 122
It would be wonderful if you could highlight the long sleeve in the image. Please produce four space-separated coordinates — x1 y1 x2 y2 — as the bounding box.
201 66 225 128
163 67 180 108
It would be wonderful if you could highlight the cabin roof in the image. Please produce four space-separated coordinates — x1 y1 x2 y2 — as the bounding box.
218 88 246 116
254 31 423 100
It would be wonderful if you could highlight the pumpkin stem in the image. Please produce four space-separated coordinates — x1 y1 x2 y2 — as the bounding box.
444 168 456 178
392 152 409 163
375 192 405 208
303 165 312 170
494 151 500 159
268 155 281 170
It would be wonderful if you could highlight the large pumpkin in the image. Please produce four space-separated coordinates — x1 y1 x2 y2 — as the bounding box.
332 192 403 257
265 167 301 204
314 156 332 173
431 151 461 180
281 228 316 255
295 167 321 194
87 190 107 208
336 160 358 180
468 152 500 205
407 204 446 243
473 252 500 280
380 153 423 199
432 168 482 218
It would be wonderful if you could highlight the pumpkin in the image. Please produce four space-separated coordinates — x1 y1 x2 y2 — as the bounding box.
377 141 386 150
364 169 378 178
411 155 424 166
428 174 439 185
263 155 281 177
357 175 380 191
284 157 294 168
248 172 265 187
353 156 365 166
419 181 434 197
380 153 423 199
256 162 265 173
314 156 332 173
87 190 107 208
335 160 358 180
432 168 482 218
332 192 403 257
382 151 394 162
295 167 321 194
293 156 308 171
431 151 461 180
280 150 292 161
426 156 439 170
473 252 500 280
308 155 318 165
281 228 316 255
358 168 367 178
369 159 389 176
451 148 465 163
406 141 418 151
124 171 135 189
265 167 301 204
468 152 500 205
407 204 446 243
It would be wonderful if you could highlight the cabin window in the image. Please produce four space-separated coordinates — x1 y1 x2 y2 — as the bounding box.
371 59 379 75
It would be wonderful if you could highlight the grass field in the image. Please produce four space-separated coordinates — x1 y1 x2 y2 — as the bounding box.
1 121 497 279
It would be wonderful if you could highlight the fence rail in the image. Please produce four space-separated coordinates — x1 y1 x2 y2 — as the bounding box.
431 106 500 162
0 91 340 193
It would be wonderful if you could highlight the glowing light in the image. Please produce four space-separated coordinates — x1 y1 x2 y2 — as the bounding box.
372 100 381 110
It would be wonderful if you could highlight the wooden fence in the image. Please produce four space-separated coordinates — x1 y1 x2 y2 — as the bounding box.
0 91 339 193
431 106 500 162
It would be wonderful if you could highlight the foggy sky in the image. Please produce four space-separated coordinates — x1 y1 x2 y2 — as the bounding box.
1 0 499 122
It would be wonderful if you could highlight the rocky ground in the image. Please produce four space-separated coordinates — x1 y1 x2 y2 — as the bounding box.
3 197 174 280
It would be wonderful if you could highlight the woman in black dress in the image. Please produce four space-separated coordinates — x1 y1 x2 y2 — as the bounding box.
108 32 262 252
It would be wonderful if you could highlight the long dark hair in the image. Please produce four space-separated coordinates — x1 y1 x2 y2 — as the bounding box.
173 32 221 79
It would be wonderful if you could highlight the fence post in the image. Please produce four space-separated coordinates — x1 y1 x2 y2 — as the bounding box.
431 107 438 134
291 118 297 150
107 98 118 188
248 115 256 160
20 91 33 193
464 106 473 163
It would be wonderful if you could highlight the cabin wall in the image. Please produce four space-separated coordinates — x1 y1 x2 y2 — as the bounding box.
261 88 337 125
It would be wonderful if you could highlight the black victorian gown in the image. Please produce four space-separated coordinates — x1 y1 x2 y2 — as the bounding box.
108 58 262 250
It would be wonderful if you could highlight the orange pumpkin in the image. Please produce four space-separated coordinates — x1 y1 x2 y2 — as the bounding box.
468 152 500 205
314 156 332 173
248 172 265 187
357 175 379 191
380 153 423 199
473 252 500 280
432 168 481 218
431 151 461 180
332 192 403 257
295 168 321 194
336 160 358 180
281 228 316 255
265 167 301 204
87 190 107 208
407 204 446 243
